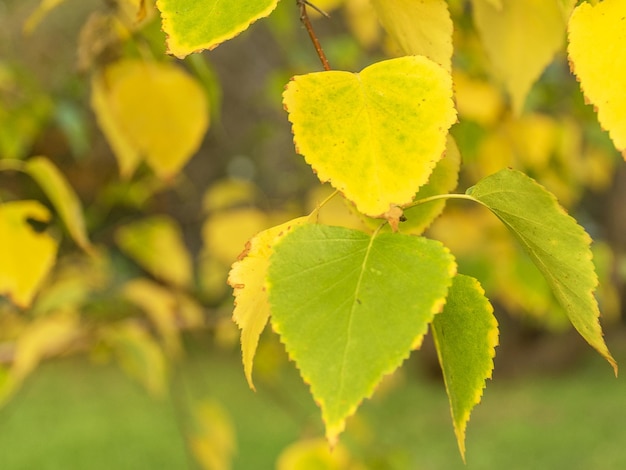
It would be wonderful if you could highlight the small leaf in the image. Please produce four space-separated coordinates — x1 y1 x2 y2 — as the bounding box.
100 320 168 397
188 400 237 470
1 311 80 406
276 438 355 470
92 59 209 179
283 56 456 217
472 0 574 114
116 215 193 288
371 0 453 72
156 0 280 58
228 217 310 389
123 278 191 357
0 201 58 308
432 274 498 460
568 0 626 157
268 224 456 442
25 156 92 252
466 169 617 374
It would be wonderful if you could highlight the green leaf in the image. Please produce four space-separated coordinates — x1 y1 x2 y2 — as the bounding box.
283 56 456 217
466 169 617 374
24 156 92 252
228 216 311 390
432 274 498 460
268 224 456 442
156 0 280 58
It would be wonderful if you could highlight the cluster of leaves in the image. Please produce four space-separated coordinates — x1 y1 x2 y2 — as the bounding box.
1 0 624 466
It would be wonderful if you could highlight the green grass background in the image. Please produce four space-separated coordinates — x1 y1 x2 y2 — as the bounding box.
1 331 625 470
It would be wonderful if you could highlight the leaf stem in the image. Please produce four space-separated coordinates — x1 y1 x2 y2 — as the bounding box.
406 193 477 209
296 0 331 71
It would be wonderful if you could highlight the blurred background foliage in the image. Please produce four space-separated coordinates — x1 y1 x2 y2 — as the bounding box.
0 0 625 468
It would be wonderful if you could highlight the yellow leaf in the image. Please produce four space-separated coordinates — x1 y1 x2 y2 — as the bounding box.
472 0 573 114
227 217 310 389
568 0 626 157
91 68 142 178
116 215 193 288
371 0 453 72
1 311 80 406
0 201 58 308
202 179 259 213
276 438 361 470
25 156 92 252
202 208 270 266
189 400 236 470
453 71 504 126
92 59 209 179
283 56 456 217
345 0 380 49
100 320 168 397
123 278 187 357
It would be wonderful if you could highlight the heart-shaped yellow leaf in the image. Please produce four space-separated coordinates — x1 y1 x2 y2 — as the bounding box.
568 0 626 157
283 56 456 217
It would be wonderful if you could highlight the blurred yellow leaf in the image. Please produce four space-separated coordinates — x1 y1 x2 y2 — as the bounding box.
228 217 310 389
276 438 362 470
91 68 142 178
0 201 58 308
23 0 67 34
453 71 504 126
472 0 573 114
25 156 92 252
116 215 193 288
202 208 270 266
568 0 626 157
345 0 380 49
92 59 209 179
306 185 369 231
202 179 259 213
1 311 80 406
100 320 168 397
123 278 189 357
371 0 453 72
189 400 236 470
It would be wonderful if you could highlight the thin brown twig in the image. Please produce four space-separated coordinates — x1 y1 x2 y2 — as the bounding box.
296 0 331 71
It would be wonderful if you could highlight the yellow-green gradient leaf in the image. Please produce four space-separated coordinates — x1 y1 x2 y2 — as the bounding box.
228 217 310 390
123 278 187 357
432 274 498 460
156 0 279 58
25 156 92 252
371 0 453 72
0 201 58 308
472 0 573 114
93 59 209 179
268 224 456 443
115 215 193 288
283 56 456 217
467 169 617 374
568 0 626 157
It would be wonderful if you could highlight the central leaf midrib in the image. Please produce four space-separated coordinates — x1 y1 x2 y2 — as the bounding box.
334 230 379 409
